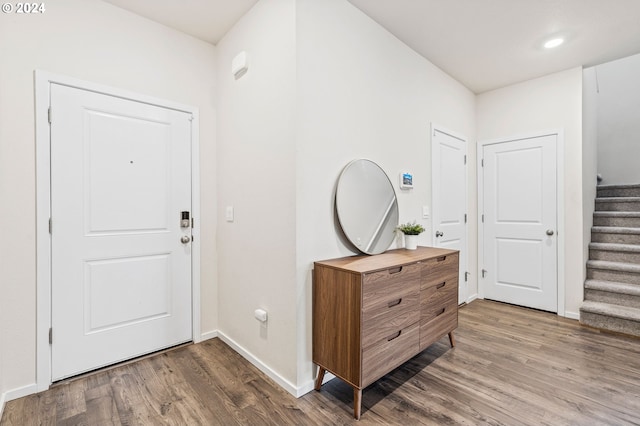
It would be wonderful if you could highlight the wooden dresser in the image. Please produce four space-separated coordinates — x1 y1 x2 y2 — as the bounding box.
312 246 459 419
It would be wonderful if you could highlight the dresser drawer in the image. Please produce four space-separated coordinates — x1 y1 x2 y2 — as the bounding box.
420 253 459 290
362 263 420 312
362 322 419 387
420 279 457 323
362 292 419 348
419 308 457 351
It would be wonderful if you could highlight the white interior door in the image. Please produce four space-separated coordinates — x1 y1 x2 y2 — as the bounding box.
482 134 557 312
432 127 468 304
50 84 193 380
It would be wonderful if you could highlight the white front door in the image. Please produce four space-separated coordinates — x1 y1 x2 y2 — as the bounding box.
50 84 193 380
432 127 467 304
482 134 557 312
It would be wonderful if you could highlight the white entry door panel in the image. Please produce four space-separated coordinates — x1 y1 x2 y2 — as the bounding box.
432 128 467 304
482 135 557 312
50 84 193 380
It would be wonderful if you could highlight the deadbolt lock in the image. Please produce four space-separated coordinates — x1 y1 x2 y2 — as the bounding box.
180 211 190 228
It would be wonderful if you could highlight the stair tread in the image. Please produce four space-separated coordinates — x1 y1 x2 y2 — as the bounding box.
592 226 640 234
593 211 640 217
581 300 640 321
590 242 640 253
587 259 640 273
585 279 640 296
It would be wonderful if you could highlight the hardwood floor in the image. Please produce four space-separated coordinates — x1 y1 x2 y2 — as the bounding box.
3 299 640 425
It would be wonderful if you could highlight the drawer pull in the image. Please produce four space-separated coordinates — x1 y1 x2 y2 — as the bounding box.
388 266 403 274
436 256 447 262
436 282 446 289
387 298 402 308
436 307 446 317
387 330 402 341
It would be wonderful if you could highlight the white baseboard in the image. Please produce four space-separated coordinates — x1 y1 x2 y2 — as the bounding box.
0 390 5 421
199 330 218 342
564 310 580 320
217 332 300 397
466 293 479 304
1 382 39 419
5 383 38 402
297 372 336 397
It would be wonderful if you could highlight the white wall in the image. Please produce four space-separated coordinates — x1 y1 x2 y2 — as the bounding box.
295 0 476 389
476 68 584 318
0 0 217 403
216 0 299 388
594 53 640 185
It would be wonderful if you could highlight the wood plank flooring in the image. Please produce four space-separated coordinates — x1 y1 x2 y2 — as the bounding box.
3 299 640 425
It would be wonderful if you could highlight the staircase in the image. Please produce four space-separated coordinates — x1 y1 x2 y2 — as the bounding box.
580 184 640 337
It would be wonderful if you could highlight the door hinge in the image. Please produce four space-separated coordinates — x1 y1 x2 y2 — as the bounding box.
464 155 467 165
465 272 470 282
191 218 195 228
49 327 52 344
48 107 52 124
482 269 487 278
481 158 484 167
482 214 484 223
464 213 467 223
49 218 52 234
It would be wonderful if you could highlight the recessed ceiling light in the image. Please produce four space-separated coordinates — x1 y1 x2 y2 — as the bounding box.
544 38 564 49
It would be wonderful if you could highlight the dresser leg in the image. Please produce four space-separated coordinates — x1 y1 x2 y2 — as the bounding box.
353 387 362 420
314 367 326 391
448 331 456 347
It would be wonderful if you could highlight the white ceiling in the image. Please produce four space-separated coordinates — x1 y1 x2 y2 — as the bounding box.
102 0 640 93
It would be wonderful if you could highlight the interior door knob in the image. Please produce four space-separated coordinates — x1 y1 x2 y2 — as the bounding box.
180 235 191 244
546 229 554 236
435 231 444 238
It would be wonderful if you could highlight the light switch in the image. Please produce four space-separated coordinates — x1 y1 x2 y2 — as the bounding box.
225 206 234 222
422 205 430 219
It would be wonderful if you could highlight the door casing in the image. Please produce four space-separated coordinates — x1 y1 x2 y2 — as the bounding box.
35 70 202 391
477 130 565 317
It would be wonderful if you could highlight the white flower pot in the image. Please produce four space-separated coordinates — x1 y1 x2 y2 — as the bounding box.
404 234 418 250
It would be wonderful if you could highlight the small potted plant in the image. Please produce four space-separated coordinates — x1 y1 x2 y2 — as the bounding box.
397 221 425 250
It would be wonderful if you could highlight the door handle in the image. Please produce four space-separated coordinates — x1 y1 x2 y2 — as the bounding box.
180 235 191 244
546 229 554 236
435 231 444 238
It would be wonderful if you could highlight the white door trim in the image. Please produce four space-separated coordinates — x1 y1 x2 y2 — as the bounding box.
35 70 201 391
431 123 469 303
477 129 565 317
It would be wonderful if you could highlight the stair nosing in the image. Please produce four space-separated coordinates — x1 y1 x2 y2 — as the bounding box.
596 197 640 202
585 279 640 296
587 259 640 273
589 242 640 253
598 184 640 190
592 226 640 234
593 211 640 217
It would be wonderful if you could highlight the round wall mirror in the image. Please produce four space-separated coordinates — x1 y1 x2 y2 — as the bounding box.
335 159 399 255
